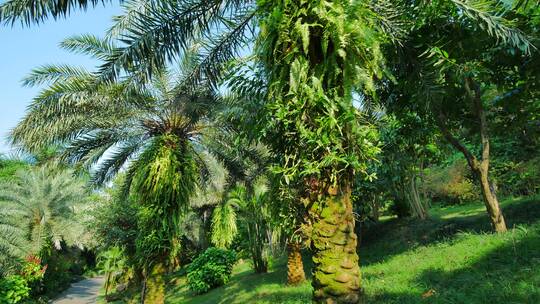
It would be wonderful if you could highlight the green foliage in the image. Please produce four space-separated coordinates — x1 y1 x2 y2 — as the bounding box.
424 159 478 205
0 256 44 304
0 158 28 184
98 247 126 295
186 248 237 294
211 180 276 273
40 251 75 296
20 256 46 296
133 135 198 266
97 247 126 275
0 275 30 304
491 156 540 196
90 188 139 260
0 166 89 258
211 199 238 249
257 0 385 186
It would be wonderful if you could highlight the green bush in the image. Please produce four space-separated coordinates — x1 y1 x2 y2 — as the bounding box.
41 252 74 296
20 256 46 297
423 159 478 205
186 248 236 294
493 157 540 196
0 275 30 304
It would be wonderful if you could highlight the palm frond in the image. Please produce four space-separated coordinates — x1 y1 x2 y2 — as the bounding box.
451 0 533 53
60 34 116 60
0 0 112 26
22 64 94 87
98 0 253 83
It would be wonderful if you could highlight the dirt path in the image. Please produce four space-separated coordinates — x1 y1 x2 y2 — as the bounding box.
51 276 105 304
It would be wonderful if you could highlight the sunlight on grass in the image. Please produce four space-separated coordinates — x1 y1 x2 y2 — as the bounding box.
169 196 540 304
166 260 312 304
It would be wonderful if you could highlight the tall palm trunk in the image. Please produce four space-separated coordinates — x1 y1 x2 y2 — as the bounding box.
286 241 305 285
310 184 361 303
142 262 166 304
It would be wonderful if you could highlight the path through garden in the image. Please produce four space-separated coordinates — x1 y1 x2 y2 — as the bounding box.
51 276 104 304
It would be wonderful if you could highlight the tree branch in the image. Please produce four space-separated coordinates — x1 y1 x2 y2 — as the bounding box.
464 76 490 164
435 110 479 171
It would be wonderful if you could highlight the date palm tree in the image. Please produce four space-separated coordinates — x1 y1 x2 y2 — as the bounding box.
10 35 222 303
2 0 531 302
0 167 88 256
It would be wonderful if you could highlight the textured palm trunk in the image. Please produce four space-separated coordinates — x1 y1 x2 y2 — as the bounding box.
311 184 361 304
287 242 306 285
142 262 166 304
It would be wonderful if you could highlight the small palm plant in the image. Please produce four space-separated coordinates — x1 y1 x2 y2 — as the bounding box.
97 247 126 298
211 179 273 273
0 166 88 256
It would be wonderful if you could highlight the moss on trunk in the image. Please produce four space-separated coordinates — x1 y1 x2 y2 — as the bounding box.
143 262 166 304
310 184 361 303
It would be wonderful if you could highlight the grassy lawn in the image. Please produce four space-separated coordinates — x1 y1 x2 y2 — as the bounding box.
166 196 540 304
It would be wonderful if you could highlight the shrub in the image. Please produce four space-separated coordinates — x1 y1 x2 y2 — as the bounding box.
0 275 30 304
20 256 46 296
493 157 540 196
186 248 236 294
41 252 74 296
423 160 478 205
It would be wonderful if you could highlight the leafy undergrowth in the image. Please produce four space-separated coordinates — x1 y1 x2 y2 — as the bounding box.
167 196 540 303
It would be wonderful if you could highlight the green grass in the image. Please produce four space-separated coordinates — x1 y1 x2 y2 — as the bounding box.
168 196 540 303
163 196 540 303
166 260 312 304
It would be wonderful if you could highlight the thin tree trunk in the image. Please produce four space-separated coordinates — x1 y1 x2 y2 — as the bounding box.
286 241 306 285
435 76 507 233
410 174 427 219
310 183 361 304
477 165 506 232
248 221 268 273
370 197 380 221
140 276 146 304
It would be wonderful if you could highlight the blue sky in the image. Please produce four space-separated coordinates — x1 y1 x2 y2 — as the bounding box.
0 3 121 155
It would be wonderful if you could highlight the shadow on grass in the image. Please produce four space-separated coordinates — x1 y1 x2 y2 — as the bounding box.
167 258 313 304
360 196 540 266
363 228 540 304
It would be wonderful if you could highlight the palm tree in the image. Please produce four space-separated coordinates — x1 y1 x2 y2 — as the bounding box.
2 0 531 302
211 180 273 273
97 247 126 298
0 210 26 277
10 35 222 303
0 167 88 255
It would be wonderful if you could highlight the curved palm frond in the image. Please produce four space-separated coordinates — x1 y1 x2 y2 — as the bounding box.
0 0 112 26
60 34 116 60
450 0 533 53
99 0 256 86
